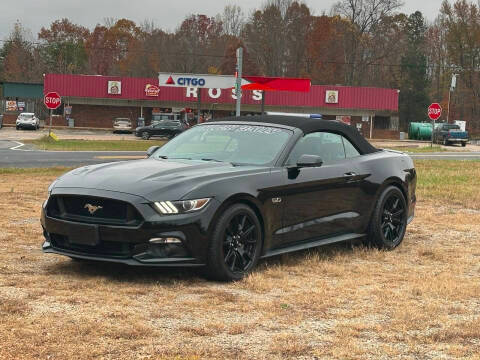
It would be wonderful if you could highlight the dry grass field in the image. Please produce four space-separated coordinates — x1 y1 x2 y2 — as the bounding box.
1 161 480 359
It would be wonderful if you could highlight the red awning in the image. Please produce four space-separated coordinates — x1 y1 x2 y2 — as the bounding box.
242 76 311 92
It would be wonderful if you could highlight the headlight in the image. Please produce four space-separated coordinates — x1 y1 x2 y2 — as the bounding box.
153 198 211 215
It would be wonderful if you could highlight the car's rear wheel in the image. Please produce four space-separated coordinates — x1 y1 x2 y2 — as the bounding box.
367 186 407 250
443 137 449 146
462 142 467 147
141 131 150 140
206 204 262 281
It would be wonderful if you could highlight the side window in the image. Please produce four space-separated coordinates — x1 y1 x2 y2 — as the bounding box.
286 131 346 165
342 137 361 158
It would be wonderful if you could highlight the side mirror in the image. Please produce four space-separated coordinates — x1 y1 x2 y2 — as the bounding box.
146 145 160 157
296 154 323 168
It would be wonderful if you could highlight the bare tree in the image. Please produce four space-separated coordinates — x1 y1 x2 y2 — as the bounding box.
332 0 403 84
219 5 245 37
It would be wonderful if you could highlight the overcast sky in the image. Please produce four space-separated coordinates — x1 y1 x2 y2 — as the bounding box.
0 0 444 41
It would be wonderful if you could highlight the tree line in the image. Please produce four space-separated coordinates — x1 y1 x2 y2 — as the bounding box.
1 0 479 132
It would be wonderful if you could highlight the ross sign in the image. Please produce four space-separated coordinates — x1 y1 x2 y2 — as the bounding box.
44 92 61 110
108 81 121 95
6 100 17 111
185 87 263 101
17 101 25 111
428 103 442 120
325 90 339 104
145 84 160 97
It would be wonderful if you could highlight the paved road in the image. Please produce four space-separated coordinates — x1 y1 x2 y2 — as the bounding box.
0 140 145 168
1 140 480 168
409 152 480 160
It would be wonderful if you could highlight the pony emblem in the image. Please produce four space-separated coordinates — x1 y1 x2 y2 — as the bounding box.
84 203 103 215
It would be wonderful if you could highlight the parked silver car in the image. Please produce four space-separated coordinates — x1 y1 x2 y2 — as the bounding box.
113 118 133 133
16 113 40 130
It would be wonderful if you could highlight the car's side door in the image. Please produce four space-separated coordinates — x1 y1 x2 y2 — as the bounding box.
152 121 168 137
275 131 364 247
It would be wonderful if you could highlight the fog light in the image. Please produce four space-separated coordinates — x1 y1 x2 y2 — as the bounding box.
149 237 182 244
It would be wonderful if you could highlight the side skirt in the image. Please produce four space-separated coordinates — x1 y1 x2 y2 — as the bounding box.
261 233 366 258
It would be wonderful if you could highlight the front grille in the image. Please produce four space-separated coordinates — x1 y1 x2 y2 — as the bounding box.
47 195 143 227
50 233 134 258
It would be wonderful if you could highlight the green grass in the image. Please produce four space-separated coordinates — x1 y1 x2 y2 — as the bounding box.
385 145 446 153
24 136 167 151
414 159 480 208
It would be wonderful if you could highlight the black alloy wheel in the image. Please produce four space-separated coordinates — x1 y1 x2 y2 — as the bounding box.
368 186 407 250
141 131 150 140
206 204 262 281
224 213 258 273
381 194 405 244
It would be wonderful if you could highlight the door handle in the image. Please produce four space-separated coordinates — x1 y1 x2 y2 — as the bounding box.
344 172 357 177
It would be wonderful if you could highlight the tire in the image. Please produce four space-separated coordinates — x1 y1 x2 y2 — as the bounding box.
141 131 150 140
367 186 407 250
443 137 449 146
462 142 467 147
16 126 19 130
205 204 262 281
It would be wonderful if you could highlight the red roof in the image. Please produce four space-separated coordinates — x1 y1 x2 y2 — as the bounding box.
44 74 398 112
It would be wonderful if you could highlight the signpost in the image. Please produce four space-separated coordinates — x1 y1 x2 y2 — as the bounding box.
44 92 61 137
235 47 243 116
428 103 442 147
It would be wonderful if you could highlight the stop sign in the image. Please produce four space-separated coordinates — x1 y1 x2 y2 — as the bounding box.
428 103 442 120
44 92 61 110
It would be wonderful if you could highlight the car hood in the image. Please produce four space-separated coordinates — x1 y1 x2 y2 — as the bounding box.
53 158 270 201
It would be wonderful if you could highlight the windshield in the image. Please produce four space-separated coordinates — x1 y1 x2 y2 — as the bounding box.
19 114 34 119
153 124 292 166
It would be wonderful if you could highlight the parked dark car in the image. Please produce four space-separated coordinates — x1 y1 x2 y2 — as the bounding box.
135 119 186 140
41 116 416 281
434 123 468 146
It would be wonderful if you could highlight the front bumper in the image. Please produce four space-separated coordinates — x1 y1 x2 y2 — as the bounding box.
446 138 468 143
41 190 218 266
17 122 37 129
113 126 133 132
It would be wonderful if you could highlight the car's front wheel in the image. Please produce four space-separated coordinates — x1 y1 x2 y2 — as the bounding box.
367 186 407 250
206 204 262 281
141 131 150 140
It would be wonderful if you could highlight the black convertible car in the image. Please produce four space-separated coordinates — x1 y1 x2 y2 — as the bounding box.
41 116 416 281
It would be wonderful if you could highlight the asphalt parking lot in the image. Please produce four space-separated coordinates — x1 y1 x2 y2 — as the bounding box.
0 126 137 141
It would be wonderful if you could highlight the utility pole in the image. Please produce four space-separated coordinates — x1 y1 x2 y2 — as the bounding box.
446 73 457 124
235 47 243 117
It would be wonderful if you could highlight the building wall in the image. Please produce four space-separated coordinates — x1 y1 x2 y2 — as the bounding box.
68 104 142 128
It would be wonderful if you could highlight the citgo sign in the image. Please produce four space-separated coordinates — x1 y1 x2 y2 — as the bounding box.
177 77 206 86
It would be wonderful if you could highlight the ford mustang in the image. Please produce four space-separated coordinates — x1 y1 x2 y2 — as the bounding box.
41 116 416 281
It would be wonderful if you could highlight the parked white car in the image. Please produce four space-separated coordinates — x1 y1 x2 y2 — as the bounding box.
16 113 40 130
